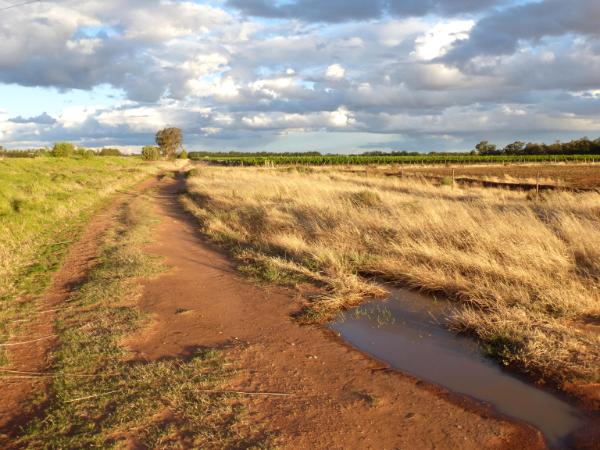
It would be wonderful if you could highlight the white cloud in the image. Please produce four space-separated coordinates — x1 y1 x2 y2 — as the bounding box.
502 105 527 116
187 76 240 99
97 106 166 132
182 54 229 77
325 64 346 80
250 77 296 98
328 107 355 128
0 0 598 151
413 20 474 61
59 106 99 128
377 18 428 47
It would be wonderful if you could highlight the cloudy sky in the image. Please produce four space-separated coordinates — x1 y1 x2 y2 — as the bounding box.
0 0 599 153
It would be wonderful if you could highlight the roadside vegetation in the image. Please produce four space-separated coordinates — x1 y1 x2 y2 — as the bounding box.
182 165 600 385
0 157 161 359
15 195 260 449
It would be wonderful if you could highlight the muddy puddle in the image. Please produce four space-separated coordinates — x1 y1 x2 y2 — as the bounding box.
330 288 586 449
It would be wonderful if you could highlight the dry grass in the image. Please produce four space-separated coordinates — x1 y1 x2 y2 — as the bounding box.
183 165 600 384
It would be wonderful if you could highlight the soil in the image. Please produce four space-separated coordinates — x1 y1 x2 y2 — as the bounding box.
0 177 158 446
376 163 600 190
124 175 547 450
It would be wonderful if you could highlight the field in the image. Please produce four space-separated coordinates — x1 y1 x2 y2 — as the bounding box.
189 153 600 166
2 157 598 447
374 163 600 190
0 157 163 356
182 164 600 385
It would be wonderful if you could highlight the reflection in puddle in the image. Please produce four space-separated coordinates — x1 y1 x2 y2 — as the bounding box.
330 289 585 449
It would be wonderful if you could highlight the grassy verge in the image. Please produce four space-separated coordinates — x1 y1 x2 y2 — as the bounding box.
182 165 600 385
0 156 164 362
15 192 267 449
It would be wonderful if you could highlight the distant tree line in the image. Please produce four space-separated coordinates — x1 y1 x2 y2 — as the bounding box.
361 150 422 156
0 143 126 158
189 136 600 158
188 150 323 158
474 137 600 156
4 134 599 159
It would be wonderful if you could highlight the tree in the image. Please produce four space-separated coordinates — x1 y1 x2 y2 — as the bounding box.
503 141 526 155
51 142 75 157
475 141 497 155
524 142 543 155
155 127 182 159
178 149 188 159
141 145 161 161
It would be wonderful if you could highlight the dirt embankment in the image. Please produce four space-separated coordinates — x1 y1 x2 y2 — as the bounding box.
379 163 600 191
124 176 546 449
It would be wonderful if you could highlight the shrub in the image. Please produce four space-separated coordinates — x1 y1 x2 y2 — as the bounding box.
10 198 25 213
141 145 161 161
74 148 95 158
178 149 188 160
51 142 75 157
441 176 454 186
99 148 122 156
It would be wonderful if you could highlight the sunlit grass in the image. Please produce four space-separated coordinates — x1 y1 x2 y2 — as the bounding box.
0 156 161 357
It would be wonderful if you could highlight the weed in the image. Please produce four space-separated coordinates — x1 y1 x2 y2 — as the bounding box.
440 176 453 186
10 198 24 212
184 168 199 178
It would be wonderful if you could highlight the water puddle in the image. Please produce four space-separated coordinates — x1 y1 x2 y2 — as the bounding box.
330 288 585 449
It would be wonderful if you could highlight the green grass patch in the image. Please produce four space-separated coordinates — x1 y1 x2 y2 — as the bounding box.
0 157 160 360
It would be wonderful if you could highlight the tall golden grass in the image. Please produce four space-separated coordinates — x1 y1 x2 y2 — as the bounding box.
183 165 600 383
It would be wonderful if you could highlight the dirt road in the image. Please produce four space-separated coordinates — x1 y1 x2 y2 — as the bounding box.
123 175 545 449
